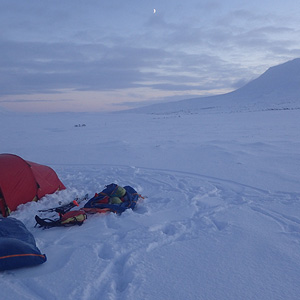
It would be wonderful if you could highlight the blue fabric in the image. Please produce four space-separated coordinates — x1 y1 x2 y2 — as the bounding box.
0 217 47 271
84 184 139 214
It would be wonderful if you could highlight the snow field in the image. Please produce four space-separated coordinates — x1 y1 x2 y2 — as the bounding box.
0 109 300 299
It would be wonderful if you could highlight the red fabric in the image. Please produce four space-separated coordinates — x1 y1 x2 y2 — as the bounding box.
27 161 66 199
0 154 65 216
0 154 37 215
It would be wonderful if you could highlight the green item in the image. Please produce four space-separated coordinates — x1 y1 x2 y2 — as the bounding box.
110 197 123 204
111 186 126 198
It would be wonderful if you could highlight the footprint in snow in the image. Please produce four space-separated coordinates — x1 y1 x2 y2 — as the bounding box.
98 244 114 260
161 223 178 236
104 215 121 230
111 253 135 294
211 219 229 231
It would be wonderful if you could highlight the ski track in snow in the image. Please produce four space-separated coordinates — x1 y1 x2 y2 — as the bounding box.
2 165 300 300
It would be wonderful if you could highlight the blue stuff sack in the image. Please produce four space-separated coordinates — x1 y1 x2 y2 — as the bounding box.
0 217 47 271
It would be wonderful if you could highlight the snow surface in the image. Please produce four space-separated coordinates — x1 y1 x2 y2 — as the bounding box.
1 106 300 300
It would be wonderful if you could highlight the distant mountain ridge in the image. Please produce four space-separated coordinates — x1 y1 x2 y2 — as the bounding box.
132 58 300 114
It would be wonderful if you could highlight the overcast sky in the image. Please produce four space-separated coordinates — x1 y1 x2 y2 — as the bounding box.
1 0 300 112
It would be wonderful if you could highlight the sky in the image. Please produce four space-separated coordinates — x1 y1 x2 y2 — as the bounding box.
1 0 300 113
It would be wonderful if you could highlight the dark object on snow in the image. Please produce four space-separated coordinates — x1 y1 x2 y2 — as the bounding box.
0 153 66 217
35 210 87 229
38 194 88 215
83 183 140 214
35 194 89 229
0 217 47 271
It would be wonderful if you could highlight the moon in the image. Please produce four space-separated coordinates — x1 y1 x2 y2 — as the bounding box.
153 8 156 14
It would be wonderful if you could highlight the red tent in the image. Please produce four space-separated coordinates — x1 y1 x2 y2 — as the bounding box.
0 154 65 217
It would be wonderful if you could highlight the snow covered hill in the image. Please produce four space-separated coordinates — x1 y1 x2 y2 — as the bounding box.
231 58 300 103
131 58 300 114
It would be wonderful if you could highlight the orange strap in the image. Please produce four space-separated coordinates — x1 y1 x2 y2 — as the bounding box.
0 253 46 260
133 193 145 199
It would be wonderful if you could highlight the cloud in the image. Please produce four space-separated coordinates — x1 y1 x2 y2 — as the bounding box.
0 39 150 95
0 98 73 103
0 36 249 98
1 0 300 112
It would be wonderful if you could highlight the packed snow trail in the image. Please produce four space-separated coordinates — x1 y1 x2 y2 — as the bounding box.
1 165 300 300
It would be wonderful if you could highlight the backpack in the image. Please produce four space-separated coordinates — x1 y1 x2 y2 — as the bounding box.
83 183 140 214
60 210 87 225
35 210 87 229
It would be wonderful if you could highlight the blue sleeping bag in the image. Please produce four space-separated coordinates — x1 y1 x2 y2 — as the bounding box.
0 217 47 271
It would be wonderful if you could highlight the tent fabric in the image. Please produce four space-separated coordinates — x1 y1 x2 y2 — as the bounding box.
0 154 65 217
0 217 47 271
27 161 66 199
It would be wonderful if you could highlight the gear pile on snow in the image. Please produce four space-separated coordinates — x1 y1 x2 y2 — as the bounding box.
83 183 141 215
35 184 142 229
35 210 87 228
35 194 89 229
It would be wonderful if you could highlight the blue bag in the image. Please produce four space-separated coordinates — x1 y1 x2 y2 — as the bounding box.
0 217 47 271
83 184 140 214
